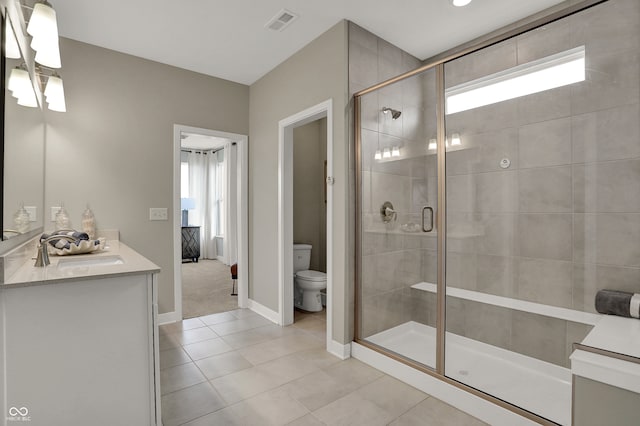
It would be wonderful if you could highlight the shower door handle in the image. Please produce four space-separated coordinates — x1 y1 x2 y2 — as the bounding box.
422 206 434 232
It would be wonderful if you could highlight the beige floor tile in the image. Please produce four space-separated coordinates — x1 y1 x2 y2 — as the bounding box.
210 366 285 405
195 351 253 380
181 406 244 426
159 333 181 351
255 352 320 384
161 382 226 426
388 397 487 426
286 414 326 426
292 347 342 370
230 386 310 426
159 347 191 370
230 308 261 319
322 359 384 391
355 376 427 418
283 370 354 411
238 332 322 365
200 311 238 326
173 326 219 345
312 393 395 426
220 323 296 349
159 317 206 335
160 362 207 395
293 316 328 341
183 337 234 360
209 315 273 336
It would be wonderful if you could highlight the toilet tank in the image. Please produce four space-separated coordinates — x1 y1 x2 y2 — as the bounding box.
293 244 312 273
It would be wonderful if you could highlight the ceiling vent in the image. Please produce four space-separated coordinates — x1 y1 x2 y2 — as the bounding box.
265 9 298 32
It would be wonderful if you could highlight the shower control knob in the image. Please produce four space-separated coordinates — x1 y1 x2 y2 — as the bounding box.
500 158 511 169
326 176 335 185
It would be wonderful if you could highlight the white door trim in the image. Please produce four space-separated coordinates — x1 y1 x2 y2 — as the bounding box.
172 124 249 322
278 99 334 351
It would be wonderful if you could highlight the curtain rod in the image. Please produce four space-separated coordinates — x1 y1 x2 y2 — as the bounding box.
181 147 224 154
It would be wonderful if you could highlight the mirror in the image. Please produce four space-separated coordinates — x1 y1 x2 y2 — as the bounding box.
1 11 46 251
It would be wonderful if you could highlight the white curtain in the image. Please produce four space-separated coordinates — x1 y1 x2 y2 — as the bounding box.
187 150 222 259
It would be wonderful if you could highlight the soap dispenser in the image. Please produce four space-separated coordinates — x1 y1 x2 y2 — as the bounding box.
81 205 96 239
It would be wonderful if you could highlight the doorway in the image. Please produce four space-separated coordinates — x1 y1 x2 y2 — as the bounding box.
278 99 334 351
169 125 248 323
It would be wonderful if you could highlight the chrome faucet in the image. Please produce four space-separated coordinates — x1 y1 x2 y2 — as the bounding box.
35 235 77 267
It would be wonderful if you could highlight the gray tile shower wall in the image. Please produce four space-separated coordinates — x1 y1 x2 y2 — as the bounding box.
441 0 640 366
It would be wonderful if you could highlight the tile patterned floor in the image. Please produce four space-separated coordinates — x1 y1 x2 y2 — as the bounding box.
159 308 486 426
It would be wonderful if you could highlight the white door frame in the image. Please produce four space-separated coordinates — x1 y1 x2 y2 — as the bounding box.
278 99 334 350
168 124 249 323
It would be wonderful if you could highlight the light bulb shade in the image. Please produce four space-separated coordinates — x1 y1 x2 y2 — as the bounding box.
391 146 400 157
450 133 461 146
452 0 472 6
27 2 59 39
45 75 67 112
428 139 437 150
382 148 391 159
9 68 37 107
374 149 382 160
5 23 21 59
33 37 62 68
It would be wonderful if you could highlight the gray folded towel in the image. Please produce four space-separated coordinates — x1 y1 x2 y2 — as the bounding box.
595 290 640 319
40 230 90 250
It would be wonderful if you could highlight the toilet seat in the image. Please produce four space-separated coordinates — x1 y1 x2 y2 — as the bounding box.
295 270 326 282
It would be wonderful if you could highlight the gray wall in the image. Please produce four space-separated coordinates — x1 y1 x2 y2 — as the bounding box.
293 118 327 272
249 21 349 342
45 37 249 314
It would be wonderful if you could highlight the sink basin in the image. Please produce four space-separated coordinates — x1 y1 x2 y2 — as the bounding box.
56 255 124 270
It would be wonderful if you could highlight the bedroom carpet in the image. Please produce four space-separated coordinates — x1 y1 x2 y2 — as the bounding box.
182 259 238 319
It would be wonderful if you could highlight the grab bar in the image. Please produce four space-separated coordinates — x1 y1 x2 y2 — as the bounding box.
422 206 434 232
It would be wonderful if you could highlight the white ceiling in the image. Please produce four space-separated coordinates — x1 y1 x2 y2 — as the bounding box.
181 133 228 151
52 0 566 86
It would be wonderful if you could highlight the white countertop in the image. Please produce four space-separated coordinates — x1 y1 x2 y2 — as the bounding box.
2 240 160 289
571 316 640 393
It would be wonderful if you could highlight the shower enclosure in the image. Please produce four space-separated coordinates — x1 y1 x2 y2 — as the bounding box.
354 0 640 424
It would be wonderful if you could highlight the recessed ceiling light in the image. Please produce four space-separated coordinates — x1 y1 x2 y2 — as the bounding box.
452 0 472 6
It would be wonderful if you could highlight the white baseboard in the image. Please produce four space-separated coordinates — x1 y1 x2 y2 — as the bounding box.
327 340 351 360
351 343 537 426
158 311 181 325
247 299 280 324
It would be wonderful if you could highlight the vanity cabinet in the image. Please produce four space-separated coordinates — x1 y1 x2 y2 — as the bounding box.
1 242 161 426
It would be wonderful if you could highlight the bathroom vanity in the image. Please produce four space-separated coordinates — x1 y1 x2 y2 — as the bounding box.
570 317 640 426
0 237 161 426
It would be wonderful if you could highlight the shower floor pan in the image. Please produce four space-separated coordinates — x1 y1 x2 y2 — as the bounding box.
367 321 571 425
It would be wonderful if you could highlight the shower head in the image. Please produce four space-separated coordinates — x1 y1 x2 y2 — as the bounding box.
382 107 401 120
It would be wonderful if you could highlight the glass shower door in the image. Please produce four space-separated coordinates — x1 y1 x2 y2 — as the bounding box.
443 1 640 424
358 67 439 369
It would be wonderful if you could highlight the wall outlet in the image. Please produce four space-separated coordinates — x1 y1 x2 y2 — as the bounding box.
24 206 37 222
149 208 168 221
50 206 62 222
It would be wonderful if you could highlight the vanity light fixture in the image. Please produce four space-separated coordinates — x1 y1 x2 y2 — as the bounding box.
428 139 437 150
382 148 391 159
452 0 472 6
27 0 62 68
446 46 585 115
374 149 382 160
8 65 38 108
391 146 400 157
5 21 21 59
43 73 66 112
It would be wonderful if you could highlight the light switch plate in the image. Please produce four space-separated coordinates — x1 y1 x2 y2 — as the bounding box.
24 206 37 222
149 208 168 221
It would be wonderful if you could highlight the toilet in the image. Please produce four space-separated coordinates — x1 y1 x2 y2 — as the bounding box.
293 244 327 312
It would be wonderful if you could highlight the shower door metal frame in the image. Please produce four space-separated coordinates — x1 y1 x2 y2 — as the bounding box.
353 0 608 424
